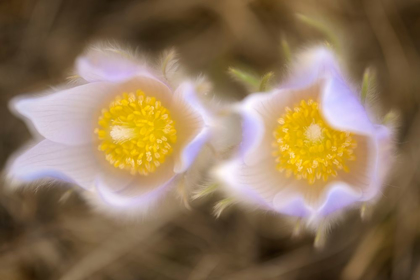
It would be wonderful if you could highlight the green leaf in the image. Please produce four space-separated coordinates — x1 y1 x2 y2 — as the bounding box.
361 67 375 104
259 72 274 92
281 37 292 63
228 67 260 90
383 110 399 126
213 198 235 218
192 183 219 200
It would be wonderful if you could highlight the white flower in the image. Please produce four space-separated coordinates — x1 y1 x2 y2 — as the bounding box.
214 46 394 223
7 43 210 215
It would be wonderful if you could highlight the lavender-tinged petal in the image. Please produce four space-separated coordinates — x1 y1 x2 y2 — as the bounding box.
362 124 393 200
96 168 135 193
174 128 209 173
317 183 362 216
95 173 177 209
273 194 313 217
94 154 177 208
11 82 115 145
238 100 266 165
216 46 391 219
117 75 174 105
174 82 212 124
172 82 208 173
282 46 341 90
321 76 375 135
76 47 148 83
237 90 285 165
213 160 274 209
238 84 320 165
7 140 99 190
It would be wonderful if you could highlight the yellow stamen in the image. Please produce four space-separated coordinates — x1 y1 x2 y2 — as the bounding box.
272 99 357 184
95 90 177 175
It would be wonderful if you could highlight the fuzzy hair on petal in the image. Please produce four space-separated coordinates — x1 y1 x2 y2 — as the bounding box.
159 48 179 81
75 41 156 83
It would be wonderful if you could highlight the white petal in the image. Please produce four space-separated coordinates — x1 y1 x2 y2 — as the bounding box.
321 76 375 135
213 160 274 209
76 45 153 82
328 125 392 207
208 110 242 154
95 165 135 193
282 46 375 136
174 128 209 174
316 182 362 216
238 83 320 165
335 134 374 193
7 140 99 190
117 75 173 107
11 76 173 146
11 82 115 145
220 46 391 218
95 157 177 209
217 155 367 218
218 88 376 218
237 96 267 165
273 194 313 217
171 82 208 173
214 158 301 212
282 46 341 90
95 177 176 211
216 83 324 215
362 125 394 200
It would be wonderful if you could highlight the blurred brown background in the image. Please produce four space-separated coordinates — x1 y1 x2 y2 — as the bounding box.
1 0 420 279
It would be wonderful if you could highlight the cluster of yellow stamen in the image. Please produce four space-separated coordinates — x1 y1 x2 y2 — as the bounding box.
95 90 177 175
272 99 357 184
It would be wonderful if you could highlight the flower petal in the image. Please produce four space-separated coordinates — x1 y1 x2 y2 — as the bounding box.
218 46 392 219
171 82 208 173
7 140 99 190
216 84 324 215
95 157 177 209
281 46 375 135
216 157 366 218
273 194 313 217
95 166 135 193
174 128 209 174
11 82 115 145
11 76 173 146
362 124 393 200
282 46 341 90
336 134 375 196
237 95 267 165
238 83 321 165
213 160 274 209
117 76 173 110
76 45 152 82
321 76 375 135
214 156 302 212
317 182 362 216
95 177 176 211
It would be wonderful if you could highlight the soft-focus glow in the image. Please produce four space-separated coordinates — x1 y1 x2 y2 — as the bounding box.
272 99 357 184
7 43 211 215
96 90 177 175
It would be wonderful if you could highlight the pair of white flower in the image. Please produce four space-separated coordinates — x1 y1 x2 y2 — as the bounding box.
6 44 394 223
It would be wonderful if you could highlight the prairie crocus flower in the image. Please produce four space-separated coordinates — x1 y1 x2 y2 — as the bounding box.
215 47 394 223
7 44 209 214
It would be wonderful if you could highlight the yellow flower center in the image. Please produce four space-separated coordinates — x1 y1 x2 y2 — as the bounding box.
272 99 357 184
95 90 177 175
